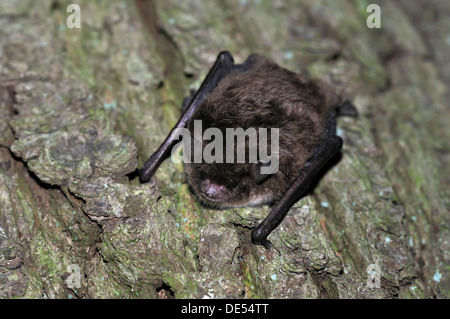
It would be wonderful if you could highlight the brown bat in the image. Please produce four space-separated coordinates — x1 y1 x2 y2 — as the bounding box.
140 51 356 248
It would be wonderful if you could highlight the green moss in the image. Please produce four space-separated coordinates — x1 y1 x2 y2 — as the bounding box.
2 0 448 299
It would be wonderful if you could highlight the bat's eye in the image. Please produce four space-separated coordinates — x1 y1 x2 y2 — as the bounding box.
201 179 226 200
251 162 272 185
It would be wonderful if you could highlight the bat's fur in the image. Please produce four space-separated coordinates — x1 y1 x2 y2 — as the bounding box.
185 54 343 208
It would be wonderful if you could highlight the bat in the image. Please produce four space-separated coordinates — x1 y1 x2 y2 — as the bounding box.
140 51 357 248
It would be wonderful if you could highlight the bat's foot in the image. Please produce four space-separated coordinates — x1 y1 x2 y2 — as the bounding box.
251 229 272 249
259 239 272 250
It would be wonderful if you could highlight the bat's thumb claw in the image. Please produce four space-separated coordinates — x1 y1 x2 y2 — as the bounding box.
251 229 272 249
260 239 272 250
217 50 234 64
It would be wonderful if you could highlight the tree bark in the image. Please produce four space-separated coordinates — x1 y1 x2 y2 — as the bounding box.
0 0 449 298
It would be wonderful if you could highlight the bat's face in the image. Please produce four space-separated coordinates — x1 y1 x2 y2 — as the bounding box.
184 117 287 208
185 160 277 208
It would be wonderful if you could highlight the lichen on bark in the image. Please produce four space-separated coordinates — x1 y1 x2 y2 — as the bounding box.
0 0 449 299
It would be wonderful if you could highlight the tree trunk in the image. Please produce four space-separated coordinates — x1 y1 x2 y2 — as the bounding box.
1 0 448 299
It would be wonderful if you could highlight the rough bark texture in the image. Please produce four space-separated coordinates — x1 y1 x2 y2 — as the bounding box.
0 0 449 299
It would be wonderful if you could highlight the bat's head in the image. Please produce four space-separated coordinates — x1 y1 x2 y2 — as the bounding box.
183 111 286 208
183 107 308 209
185 159 280 208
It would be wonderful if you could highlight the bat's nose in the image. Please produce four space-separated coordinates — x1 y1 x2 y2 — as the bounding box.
202 179 226 200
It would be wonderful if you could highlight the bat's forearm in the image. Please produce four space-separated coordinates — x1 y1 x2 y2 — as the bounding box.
251 135 343 248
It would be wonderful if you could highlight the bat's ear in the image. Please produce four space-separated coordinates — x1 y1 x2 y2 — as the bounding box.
239 53 262 73
251 162 272 185
336 100 358 118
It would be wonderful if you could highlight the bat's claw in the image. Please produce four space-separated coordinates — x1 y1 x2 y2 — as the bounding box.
251 229 272 249
260 239 272 250
217 50 234 64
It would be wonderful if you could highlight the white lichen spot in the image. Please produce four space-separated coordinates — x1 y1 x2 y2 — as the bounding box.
433 271 442 283
284 51 294 60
